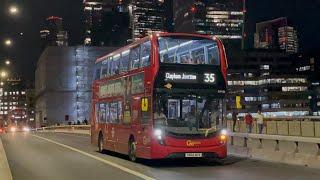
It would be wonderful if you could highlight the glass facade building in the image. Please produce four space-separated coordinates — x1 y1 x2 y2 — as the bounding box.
254 17 299 54
174 0 245 47
130 0 165 40
40 16 68 48
83 0 105 45
227 50 310 117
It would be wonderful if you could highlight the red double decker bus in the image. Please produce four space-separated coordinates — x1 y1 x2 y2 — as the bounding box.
91 33 228 161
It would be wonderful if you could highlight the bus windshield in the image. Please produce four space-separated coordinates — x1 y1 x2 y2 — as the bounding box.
158 36 220 65
154 95 224 135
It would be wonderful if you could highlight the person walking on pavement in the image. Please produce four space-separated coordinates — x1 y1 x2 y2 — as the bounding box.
256 110 264 134
244 112 253 133
232 109 238 132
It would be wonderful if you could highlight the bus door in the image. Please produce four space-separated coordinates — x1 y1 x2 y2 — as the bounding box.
114 100 132 154
136 96 152 158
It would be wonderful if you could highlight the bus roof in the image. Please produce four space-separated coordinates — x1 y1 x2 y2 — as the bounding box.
95 32 216 64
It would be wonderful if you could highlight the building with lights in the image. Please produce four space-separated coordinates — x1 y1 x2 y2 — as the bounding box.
173 0 245 48
83 0 130 46
295 54 320 116
0 78 28 126
40 16 68 48
129 0 166 40
227 50 310 117
254 17 299 54
83 0 106 46
35 46 116 127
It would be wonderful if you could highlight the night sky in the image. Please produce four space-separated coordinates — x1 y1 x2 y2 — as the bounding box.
0 0 320 85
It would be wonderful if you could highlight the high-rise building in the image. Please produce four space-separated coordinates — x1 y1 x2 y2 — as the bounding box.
40 16 68 48
254 17 299 54
174 0 245 47
129 0 166 40
83 0 106 46
83 0 130 46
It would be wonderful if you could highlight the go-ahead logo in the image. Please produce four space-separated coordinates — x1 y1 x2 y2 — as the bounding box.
186 140 201 147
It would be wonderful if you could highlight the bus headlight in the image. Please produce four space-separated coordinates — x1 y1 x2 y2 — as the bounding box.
221 129 228 136
153 129 165 145
10 127 16 132
219 129 228 143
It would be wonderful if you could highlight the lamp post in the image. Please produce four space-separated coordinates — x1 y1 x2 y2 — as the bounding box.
5 59 11 66
9 5 19 15
4 39 12 47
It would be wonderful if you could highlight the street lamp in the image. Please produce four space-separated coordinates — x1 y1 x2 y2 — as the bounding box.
4 39 12 46
5 60 11 66
0 71 7 78
9 6 19 15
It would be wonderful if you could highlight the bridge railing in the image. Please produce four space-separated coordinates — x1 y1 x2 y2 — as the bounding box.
35 125 90 135
228 132 320 168
227 119 320 137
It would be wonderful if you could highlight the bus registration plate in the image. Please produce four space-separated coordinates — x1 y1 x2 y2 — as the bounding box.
185 153 202 157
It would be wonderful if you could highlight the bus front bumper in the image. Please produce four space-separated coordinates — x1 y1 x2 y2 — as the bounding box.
151 143 227 159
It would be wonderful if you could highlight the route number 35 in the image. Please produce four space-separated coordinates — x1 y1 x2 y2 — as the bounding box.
204 73 216 83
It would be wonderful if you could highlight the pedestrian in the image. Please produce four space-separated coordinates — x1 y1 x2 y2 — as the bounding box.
244 112 253 133
256 110 264 134
232 109 238 132
84 118 88 125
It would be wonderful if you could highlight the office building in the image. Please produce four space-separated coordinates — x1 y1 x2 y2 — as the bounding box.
173 0 245 47
40 16 68 48
227 50 310 117
0 78 27 125
83 0 106 45
83 0 130 46
129 0 166 40
295 54 320 116
254 17 299 54
35 46 116 127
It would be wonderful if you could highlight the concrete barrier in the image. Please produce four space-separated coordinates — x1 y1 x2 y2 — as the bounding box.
0 138 13 180
228 133 320 169
315 122 320 137
266 121 277 135
239 121 247 133
301 121 315 137
289 121 301 136
277 121 289 135
36 125 91 135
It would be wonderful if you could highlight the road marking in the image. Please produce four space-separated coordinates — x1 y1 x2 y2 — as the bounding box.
0 137 13 180
31 134 155 180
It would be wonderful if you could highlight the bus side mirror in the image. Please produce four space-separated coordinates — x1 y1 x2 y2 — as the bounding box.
141 98 149 112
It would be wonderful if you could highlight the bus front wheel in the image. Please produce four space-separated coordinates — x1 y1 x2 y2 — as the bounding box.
128 140 137 162
98 134 104 153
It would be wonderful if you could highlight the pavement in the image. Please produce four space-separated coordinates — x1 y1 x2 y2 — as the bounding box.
0 136 13 180
1 132 320 180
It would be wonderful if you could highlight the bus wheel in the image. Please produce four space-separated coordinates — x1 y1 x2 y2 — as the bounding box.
128 140 137 162
98 134 104 153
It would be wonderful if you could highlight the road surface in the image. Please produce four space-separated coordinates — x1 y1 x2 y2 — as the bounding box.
1 132 320 180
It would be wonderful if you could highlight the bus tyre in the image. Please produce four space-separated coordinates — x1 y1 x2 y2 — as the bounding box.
128 140 137 162
98 135 104 153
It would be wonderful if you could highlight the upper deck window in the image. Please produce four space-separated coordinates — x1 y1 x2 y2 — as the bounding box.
158 37 220 65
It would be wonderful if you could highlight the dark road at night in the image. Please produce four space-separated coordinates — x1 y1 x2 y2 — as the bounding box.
1 132 320 180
